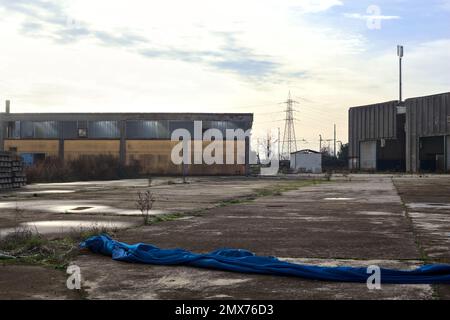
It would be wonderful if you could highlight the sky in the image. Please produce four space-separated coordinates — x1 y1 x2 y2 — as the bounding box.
0 0 449 151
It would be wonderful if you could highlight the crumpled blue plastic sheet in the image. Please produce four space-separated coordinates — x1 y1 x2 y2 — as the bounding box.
80 235 450 284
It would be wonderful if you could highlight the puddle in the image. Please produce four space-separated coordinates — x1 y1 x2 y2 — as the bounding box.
156 274 249 290
356 211 396 216
407 203 450 210
0 200 167 216
18 190 76 195
323 197 355 201
71 207 94 211
0 220 135 237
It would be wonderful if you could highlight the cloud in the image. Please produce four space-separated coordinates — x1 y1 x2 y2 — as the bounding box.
440 0 450 11
343 13 401 20
20 21 43 35
140 32 283 79
0 1 294 81
0 0 306 81
212 59 278 77
289 0 343 13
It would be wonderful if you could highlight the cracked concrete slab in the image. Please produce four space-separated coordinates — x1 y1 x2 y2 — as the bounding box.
72 176 434 299
75 253 434 300
1 175 449 300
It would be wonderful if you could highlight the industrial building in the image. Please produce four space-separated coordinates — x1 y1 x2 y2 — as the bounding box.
349 92 450 173
290 149 322 173
0 102 253 175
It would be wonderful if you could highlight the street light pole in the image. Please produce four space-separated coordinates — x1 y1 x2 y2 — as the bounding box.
397 45 404 103
278 127 281 161
333 124 337 158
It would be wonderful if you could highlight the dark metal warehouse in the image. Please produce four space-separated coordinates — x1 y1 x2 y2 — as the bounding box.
349 92 450 173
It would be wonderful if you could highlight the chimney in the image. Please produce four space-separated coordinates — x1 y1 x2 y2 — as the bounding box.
5 100 10 113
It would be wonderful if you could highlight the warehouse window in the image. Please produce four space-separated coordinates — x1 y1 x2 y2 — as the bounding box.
169 121 194 137
88 121 120 138
6 121 20 138
78 128 87 138
18 121 59 139
20 121 34 138
126 120 169 139
33 121 59 138
203 121 227 138
77 121 88 138
203 121 249 140
226 121 249 131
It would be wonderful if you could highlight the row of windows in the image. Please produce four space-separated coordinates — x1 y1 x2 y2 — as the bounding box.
6 120 250 139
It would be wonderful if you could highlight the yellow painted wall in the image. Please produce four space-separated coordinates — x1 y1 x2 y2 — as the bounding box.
126 140 181 175
4 140 59 157
64 140 120 160
3 139 246 175
126 140 246 175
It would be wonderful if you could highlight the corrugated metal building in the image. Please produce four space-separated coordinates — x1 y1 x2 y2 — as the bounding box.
0 104 253 175
348 92 450 173
290 149 322 173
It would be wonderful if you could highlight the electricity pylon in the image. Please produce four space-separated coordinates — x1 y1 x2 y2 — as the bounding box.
281 91 298 160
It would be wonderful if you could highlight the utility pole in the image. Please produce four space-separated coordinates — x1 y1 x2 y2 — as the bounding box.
333 124 337 158
319 134 322 153
265 131 271 159
278 127 281 161
397 45 404 103
281 91 298 160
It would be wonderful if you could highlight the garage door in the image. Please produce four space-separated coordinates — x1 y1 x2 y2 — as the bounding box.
360 141 377 170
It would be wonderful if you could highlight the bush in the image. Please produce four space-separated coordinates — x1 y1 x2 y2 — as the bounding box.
25 155 143 183
25 157 71 183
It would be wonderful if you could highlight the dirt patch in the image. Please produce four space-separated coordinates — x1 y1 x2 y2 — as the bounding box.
0 264 81 299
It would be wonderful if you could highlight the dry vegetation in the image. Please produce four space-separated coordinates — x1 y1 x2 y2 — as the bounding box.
25 155 142 183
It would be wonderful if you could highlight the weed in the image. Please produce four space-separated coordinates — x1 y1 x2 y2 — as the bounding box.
150 213 185 224
67 223 119 242
136 190 156 225
0 221 118 269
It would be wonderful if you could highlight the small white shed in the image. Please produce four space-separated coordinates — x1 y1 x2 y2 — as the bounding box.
290 149 322 173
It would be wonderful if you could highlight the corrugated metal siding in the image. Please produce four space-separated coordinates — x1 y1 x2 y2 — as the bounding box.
405 92 450 172
88 121 120 138
126 120 169 139
169 121 195 137
20 121 34 138
18 121 59 139
7 121 21 138
348 100 398 168
34 121 59 138
62 121 78 139
203 121 228 136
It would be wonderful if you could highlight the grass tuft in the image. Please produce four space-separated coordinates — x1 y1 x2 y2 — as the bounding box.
0 223 119 269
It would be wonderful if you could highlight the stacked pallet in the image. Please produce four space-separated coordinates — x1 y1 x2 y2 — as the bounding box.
0 151 26 191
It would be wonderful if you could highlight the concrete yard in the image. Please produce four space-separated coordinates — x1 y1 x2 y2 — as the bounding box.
0 174 449 299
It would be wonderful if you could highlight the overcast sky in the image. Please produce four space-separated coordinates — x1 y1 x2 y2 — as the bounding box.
0 0 449 150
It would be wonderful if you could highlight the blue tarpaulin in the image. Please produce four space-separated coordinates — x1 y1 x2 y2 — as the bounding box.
80 235 450 284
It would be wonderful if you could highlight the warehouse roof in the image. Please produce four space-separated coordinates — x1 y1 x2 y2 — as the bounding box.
0 112 253 125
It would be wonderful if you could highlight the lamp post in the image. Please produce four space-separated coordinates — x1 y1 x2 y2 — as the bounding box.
397 45 404 103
